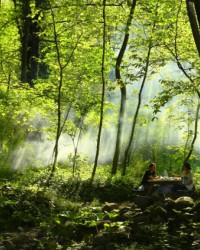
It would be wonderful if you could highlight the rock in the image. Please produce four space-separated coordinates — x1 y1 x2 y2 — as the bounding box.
163 198 176 210
132 211 150 223
149 205 168 223
133 195 151 209
174 196 194 210
194 200 200 210
3 240 15 250
175 196 194 202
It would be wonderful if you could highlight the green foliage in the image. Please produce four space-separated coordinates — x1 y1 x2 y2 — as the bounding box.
0 0 199 175
0 164 199 249
1 1 200 248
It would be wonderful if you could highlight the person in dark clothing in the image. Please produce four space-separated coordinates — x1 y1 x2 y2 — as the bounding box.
139 162 159 194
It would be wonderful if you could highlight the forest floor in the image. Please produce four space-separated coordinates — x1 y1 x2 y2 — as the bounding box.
0 168 200 249
0 189 200 249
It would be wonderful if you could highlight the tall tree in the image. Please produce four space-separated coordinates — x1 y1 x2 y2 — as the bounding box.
111 0 137 175
186 0 200 57
149 0 200 165
12 0 47 87
122 43 152 175
45 0 83 179
184 99 200 162
91 0 107 182
165 0 200 162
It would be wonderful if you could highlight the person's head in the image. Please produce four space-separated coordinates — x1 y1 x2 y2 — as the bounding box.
148 162 156 172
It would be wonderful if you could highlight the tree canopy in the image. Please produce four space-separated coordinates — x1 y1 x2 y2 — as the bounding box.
0 0 200 177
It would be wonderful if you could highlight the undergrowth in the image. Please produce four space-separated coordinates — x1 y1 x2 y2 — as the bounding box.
0 164 199 249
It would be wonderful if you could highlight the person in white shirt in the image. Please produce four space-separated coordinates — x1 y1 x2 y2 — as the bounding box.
172 162 194 192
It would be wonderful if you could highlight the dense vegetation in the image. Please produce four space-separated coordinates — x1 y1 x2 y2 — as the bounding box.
0 166 200 249
1 0 200 248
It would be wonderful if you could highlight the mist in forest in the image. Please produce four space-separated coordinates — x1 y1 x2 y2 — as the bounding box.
10 62 200 170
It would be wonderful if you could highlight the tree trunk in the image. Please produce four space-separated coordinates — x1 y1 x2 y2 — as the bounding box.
186 0 200 57
91 0 106 182
184 98 200 162
111 0 137 175
13 0 44 87
122 44 152 176
47 0 63 180
72 117 84 175
194 0 200 27
168 1 200 163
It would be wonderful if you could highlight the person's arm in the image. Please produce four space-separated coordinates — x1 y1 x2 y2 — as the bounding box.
148 172 160 180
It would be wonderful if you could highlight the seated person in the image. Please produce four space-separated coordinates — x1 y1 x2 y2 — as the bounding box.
172 162 194 192
139 162 159 194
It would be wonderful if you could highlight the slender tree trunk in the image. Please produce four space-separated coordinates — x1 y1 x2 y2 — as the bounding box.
184 98 200 162
122 44 152 175
167 2 200 163
45 0 82 183
186 0 200 57
49 2 63 177
91 0 106 182
183 107 193 159
194 0 200 26
72 117 84 175
111 0 137 175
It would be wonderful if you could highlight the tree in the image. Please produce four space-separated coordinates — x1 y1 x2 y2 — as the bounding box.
121 0 164 174
1 0 200 175
91 0 107 182
111 0 137 175
12 0 47 87
186 0 200 57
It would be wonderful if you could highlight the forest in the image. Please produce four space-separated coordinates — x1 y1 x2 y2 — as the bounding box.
1 0 200 249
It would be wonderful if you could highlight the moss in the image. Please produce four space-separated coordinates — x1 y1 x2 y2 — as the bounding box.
174 197 194 210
